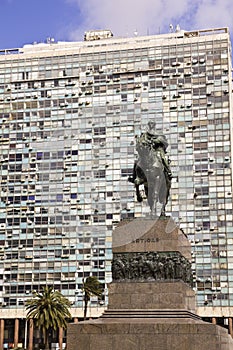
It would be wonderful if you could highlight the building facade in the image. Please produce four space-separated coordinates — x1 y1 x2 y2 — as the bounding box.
0 27 233 346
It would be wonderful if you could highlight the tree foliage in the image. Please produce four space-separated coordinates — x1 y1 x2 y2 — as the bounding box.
25 286 72 349
82 276 102 320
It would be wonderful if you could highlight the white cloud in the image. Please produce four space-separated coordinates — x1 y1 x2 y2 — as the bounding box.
66 0 233 40
192 0 233 30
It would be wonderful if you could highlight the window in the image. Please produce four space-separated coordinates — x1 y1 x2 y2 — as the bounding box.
94 170 105 178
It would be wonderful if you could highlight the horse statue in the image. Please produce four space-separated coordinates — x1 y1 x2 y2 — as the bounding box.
128 122 172 216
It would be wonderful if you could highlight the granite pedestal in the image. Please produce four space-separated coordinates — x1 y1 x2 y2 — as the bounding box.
67 218 233 350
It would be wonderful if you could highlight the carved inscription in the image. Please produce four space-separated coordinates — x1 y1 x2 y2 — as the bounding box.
132 238 159 243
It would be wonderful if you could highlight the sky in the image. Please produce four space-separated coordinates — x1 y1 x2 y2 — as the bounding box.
0 0 233 49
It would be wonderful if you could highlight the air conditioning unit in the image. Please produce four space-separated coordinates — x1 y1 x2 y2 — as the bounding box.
59 102 68 108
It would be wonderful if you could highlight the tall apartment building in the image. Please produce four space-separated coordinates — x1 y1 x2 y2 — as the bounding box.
0 27 233 346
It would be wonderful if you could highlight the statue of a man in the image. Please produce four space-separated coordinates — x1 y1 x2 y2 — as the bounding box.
136 121 172 183
129 121 172 216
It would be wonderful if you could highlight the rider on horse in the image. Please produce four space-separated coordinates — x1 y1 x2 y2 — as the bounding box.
129 121 172 215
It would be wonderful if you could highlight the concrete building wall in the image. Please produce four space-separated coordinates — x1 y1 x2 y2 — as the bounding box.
0 28 232 337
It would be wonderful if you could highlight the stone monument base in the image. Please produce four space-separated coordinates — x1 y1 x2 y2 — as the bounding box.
107 281 195 311
68 313 233 350
67 218 233 350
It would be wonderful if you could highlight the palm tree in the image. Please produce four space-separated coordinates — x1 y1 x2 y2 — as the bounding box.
82 276 102 320
25 286 72 350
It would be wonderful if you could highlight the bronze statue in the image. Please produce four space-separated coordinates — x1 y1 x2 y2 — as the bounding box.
129 121 172 216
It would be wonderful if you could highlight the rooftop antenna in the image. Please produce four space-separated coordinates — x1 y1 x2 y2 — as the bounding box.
46 37 55 44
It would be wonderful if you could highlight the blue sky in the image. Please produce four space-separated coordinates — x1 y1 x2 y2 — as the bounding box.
0 0 233 49
0 0 80 49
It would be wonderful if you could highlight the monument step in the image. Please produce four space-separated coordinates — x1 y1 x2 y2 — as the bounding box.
101 309 201 320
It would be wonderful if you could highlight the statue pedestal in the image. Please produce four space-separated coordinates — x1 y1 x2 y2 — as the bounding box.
107 281 195 311
67 218 233 350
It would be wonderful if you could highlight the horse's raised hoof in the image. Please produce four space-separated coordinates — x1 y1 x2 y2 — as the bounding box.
128 176 134 183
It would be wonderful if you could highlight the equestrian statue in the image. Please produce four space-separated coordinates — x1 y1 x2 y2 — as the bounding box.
128 121 172 216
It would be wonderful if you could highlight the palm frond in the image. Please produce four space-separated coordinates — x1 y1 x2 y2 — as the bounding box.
26 286 72 334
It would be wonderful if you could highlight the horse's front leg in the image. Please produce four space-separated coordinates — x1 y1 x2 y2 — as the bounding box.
148 174 160 216
160 203 166 217
135 184 143 202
